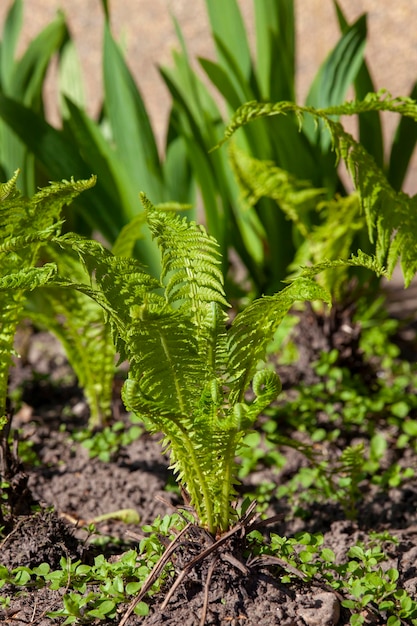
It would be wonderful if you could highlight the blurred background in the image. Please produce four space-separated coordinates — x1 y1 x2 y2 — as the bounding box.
1 0 416 159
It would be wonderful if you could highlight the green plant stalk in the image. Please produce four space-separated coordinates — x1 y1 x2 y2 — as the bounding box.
165 423 217 533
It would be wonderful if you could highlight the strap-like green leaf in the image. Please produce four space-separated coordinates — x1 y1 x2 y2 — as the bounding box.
388 82 417 190
305 14 367 150
334 1 384 167
254 0 295 102
103 24 162 200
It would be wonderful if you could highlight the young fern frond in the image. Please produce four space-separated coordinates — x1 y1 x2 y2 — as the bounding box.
50 197 306 531
0 169 20 201
298 253 387 282
227 278 331 404
0 264 57 291
27 245 116 428
50 234 160 366
0 173 96 422
217 92 417 286
0 223 65 253
111 201 192 258
229 143 325 240
142 193 229 329
229 144 372 298
84 197 330 532
123 302 203 420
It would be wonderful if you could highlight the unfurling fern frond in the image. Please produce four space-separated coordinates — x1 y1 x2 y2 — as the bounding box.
227 278 331 403
217 92 417 287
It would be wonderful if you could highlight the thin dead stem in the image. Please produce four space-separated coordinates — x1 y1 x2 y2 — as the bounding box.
118 522 192 626
200 556 218 626
120 501 260 625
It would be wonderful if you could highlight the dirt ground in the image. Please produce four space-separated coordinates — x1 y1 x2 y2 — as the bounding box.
1 319 417 625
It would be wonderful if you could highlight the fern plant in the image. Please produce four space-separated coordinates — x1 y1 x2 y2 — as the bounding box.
0 172 90 417
217 91 417 289
25 246 116 428
228 144 370 300
0 171 116 432
51 195 329 534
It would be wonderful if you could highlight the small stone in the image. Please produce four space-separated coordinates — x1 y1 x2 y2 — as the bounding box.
297 591 340 626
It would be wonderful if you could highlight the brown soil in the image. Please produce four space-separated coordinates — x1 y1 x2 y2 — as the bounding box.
1 320 417 626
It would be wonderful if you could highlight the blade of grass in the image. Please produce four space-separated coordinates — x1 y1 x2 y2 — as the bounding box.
160 66 227 234
302 14 367 194
0 0 23 91
206 0 252 83
254 0 295 102
333 1 384 167
162 132 195 207
198 57 242 111
58 39 86 116
63 97 139 223
0 8 68 194
13 11 67 104
103 23 163 201
99 0 110 20
306 14 367 110
388 81 417 191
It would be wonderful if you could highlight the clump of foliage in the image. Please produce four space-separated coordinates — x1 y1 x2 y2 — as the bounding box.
0 168 329 534
0 513 188 623
248 530 417 626
1 84 417 625
216 91 417 289
0 171 96 420
5 0 417 299
161 0 372 294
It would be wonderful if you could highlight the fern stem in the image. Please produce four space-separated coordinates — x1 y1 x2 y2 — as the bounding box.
219 435 237 532
169 424 216 534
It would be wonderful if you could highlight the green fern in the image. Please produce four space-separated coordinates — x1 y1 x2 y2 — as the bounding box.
229 143 325 240
229 144 371 298
26 245 115 428
217 91 417 287
0 172 96 424
62 196 330 533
